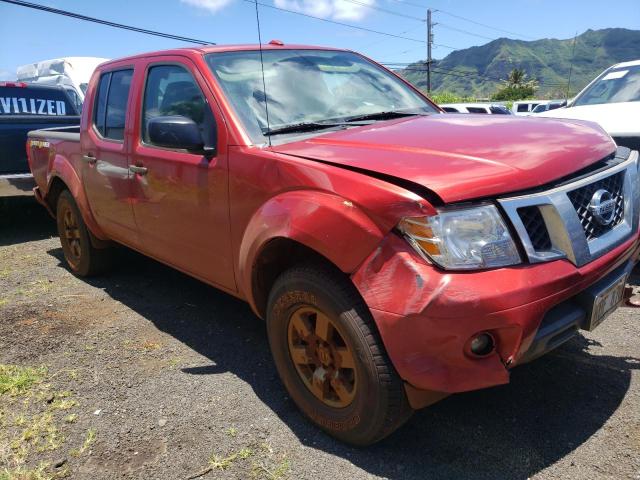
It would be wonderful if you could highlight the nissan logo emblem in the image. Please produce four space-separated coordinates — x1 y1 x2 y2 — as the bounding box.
589 189 616 226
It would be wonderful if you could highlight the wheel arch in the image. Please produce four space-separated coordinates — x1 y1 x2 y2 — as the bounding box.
45 155 109 242
240 190 387 318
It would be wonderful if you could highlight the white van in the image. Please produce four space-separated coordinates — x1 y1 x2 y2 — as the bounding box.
16 57 109 111
537 59 640 151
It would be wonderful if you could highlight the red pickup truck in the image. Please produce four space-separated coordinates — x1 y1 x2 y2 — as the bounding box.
27 44 639 446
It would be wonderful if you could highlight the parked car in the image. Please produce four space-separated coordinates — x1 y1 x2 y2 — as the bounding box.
530 100 566 114
27 44 639 446
440 103 512 114
537 60 640 151
17 57 109 112
511 100 547 115
1 82 79 197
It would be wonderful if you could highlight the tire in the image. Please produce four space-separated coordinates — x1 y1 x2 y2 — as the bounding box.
56 190 110 277
266 264 413 446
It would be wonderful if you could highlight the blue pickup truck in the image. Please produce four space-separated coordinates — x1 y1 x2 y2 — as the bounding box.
0 82 80 197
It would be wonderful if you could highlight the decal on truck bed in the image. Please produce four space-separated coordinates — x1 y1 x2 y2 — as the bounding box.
0 97 68 115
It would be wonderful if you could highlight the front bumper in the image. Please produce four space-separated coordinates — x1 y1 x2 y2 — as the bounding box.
352 232 640 395
0 173 35 197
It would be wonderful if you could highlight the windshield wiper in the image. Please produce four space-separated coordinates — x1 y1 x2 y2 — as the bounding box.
264 121 349 136
344 111 426 122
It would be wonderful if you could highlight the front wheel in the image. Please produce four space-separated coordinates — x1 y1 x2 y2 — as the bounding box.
266 264 413 446
56 190 110 277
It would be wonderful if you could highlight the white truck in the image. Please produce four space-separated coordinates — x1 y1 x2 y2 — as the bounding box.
16 57 108 111
537 60 640 151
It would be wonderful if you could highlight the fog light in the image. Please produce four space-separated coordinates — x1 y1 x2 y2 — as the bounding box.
469 333 495 356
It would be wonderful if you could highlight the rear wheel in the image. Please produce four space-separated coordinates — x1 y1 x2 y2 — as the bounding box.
56 190 110 276
267 264 413 446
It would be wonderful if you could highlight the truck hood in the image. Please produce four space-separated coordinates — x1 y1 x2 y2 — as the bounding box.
535 102 640 137
272 114 614 203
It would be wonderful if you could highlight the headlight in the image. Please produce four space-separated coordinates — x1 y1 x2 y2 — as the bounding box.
398 204 521 270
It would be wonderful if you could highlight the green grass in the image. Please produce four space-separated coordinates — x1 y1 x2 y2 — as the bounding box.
427 91 478 105
0 366 46 396
210 447 253 470
71 428 96 457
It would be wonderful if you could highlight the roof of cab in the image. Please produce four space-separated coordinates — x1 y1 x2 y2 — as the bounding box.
611 59 640 69
98 43 347 68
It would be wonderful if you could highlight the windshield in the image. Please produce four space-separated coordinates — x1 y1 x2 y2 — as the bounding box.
205 49 437 143
574 65 640 106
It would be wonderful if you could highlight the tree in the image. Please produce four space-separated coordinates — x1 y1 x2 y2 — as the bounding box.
491 68 539 101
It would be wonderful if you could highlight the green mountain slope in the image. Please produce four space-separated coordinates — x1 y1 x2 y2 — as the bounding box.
399 28 640 98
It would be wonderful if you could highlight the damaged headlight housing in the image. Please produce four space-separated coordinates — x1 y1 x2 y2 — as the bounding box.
398 204 521 270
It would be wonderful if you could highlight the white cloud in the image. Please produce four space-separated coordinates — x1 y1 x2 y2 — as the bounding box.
180 0 234 14
274 0 374 21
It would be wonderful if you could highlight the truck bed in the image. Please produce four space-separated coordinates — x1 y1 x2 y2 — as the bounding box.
27 125 82 199
1 116 80 197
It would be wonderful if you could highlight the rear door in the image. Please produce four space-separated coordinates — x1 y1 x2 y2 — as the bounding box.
129 56 235 290
80 67 138 244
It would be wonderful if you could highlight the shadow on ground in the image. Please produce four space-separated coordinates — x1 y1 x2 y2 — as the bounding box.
0 196 55 246
4 198 638 479
42 244 639 480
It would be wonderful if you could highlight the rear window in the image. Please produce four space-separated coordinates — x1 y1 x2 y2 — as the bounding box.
0 86 77 116
93 69 134 141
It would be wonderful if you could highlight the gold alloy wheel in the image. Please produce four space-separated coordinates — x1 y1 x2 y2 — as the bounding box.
61 204 82 268
287 306 357 408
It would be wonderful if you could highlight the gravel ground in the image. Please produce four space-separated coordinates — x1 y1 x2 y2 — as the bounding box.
1 196 639 480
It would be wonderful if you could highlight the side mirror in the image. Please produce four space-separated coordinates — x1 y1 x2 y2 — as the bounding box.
148 115 215 157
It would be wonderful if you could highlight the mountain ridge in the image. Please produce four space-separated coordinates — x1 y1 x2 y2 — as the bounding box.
399 28 640 98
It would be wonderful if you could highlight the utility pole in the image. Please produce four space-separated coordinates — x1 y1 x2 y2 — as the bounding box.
427 8 432 92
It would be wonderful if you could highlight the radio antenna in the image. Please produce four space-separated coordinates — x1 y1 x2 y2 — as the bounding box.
254 0 272 146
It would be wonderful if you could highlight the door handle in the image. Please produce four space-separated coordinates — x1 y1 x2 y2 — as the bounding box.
82 154 97 165
129 165 148 175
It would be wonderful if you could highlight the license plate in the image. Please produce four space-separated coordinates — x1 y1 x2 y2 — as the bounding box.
585 274 627 331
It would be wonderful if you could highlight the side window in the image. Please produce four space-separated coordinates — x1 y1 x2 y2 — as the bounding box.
490 106 510 114
92 69 133 141
142 64 216 148
93 74 110 136
441 107 459 113
467 107 488 114
516 104 529 112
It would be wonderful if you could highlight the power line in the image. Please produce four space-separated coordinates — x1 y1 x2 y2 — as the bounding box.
385 0 431 9
243 0 427 44
343 0 425 22
437 23 497 41
433 42 460 50
398 66 564 88
436 9 535 40
0 0 216 44
385 1 535 41
359 24 425 50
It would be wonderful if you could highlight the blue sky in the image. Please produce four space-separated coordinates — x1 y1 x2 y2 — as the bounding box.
1 0 638 80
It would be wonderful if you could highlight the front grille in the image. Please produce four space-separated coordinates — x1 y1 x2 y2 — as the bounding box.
567 172 625 241
498 151 638 268
518 206 552 250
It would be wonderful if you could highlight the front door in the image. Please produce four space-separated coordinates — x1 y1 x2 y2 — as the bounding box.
129 58 235 291
81 68 138 244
